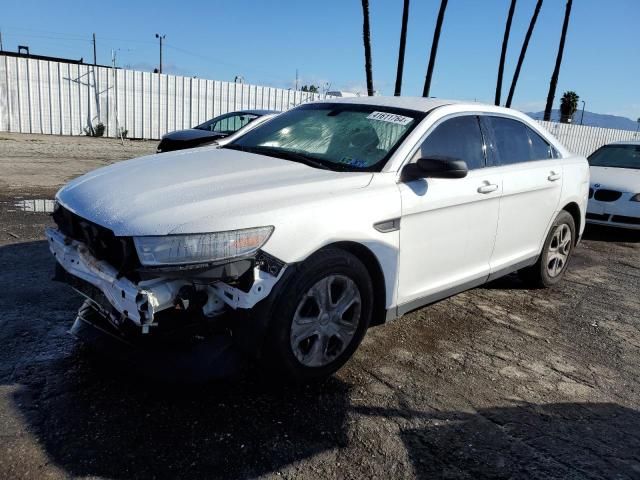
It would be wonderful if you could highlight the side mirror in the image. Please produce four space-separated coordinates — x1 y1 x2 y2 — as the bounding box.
402 156 469 180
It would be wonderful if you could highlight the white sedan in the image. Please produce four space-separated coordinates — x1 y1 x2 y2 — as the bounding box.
47 97 588 381
586 141 640 230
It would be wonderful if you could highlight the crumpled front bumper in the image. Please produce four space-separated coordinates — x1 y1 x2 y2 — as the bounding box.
46 227 287 333
46 227 185 329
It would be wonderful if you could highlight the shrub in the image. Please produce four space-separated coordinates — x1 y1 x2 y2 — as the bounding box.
94 123 105 137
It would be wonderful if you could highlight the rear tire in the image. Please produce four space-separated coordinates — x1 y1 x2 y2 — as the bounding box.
262 248 373 382
519 210 576 288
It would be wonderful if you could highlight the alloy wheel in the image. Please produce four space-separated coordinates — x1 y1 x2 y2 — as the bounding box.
290 275 362 368
547 223 572 278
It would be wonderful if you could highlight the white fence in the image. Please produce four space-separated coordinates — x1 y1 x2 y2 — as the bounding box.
0 54 322 140
1 54 638 154
538 120 639 157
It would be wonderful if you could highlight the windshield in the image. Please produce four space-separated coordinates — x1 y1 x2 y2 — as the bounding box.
588 144 640 170
225 103 424 171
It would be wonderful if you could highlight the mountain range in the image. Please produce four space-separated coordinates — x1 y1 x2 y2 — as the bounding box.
526 109 639 131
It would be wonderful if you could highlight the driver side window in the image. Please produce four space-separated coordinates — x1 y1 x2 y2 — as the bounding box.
414 115 486 170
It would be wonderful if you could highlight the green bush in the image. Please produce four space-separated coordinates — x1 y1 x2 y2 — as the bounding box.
84 123 106 137
94 123 105 137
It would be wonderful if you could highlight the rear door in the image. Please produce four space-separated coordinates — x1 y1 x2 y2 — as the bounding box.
481 116 563 275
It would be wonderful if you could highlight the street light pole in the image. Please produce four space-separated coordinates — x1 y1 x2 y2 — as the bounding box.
155 33 166 73
580 100 586 125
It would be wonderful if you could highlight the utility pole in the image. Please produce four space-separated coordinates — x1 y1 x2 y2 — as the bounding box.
295 69 299 91
92 33 97 65
0 30 4 51
579 100 586 125
155 33 166 73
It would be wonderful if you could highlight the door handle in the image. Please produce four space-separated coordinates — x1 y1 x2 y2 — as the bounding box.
477 183 499 194
548 171 561 181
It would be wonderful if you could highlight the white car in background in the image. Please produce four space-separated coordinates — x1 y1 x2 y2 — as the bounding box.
586 141 640 230
47 97 588 381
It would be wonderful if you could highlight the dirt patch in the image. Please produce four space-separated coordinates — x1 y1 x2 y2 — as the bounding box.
0 132 156 190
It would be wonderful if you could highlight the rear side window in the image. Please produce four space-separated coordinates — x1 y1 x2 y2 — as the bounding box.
416 115 486 170
528 129 553 160
486 117 553 165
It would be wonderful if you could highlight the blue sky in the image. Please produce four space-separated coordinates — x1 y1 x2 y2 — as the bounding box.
2 0 638 120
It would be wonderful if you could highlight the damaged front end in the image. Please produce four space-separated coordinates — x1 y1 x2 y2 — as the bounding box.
47 205 286 344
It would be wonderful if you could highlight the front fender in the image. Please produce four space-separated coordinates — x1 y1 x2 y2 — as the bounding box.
261 174 401 309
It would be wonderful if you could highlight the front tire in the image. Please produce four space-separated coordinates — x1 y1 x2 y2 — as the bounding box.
519 210 576 288
263 248 373 382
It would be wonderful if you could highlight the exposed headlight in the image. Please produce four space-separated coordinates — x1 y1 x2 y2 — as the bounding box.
631 194 640 202
133 226 274 266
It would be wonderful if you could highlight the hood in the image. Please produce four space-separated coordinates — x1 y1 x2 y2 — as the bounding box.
56 147 373 236
590 166 640 193
161 129 224 142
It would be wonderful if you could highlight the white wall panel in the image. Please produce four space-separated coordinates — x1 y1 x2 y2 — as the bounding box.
538 120 639 156
11 53 637 153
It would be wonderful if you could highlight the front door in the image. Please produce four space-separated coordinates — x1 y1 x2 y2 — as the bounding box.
396 115 501 313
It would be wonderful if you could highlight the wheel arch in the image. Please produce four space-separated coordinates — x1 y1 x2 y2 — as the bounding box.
325 241 388 327
561 201 581 244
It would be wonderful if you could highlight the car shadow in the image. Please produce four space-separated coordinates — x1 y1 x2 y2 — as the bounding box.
583 224 640 243
0 240 352 479
481 272 531 291
356 402 640 479
10 358 352 479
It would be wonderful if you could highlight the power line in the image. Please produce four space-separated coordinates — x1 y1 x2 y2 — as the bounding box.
1 32 91 44
1 27 288 84
3 27 157 46
163 42 284 82
2 26 90 40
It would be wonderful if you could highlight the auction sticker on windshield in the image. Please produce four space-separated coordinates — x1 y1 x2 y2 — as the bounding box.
366 111 413 126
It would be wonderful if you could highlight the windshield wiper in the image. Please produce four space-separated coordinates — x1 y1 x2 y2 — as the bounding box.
223 144 335 171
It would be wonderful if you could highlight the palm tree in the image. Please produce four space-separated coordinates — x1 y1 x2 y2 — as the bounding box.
544 0 573 121
495 0 517 105
559 91 579 123
361 0 374 96
506 0 543 108
422 0 449 97
394 0 410 96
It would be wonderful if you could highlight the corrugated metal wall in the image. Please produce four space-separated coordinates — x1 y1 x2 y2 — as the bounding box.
0 54 322 139
537 120 639 157
2 54 638 153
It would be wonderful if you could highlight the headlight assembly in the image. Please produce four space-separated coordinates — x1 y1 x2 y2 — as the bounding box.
133 226 274 266
631 193 640 202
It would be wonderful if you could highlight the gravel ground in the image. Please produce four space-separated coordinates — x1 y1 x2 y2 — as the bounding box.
0 132 156 190
1 134 640 479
